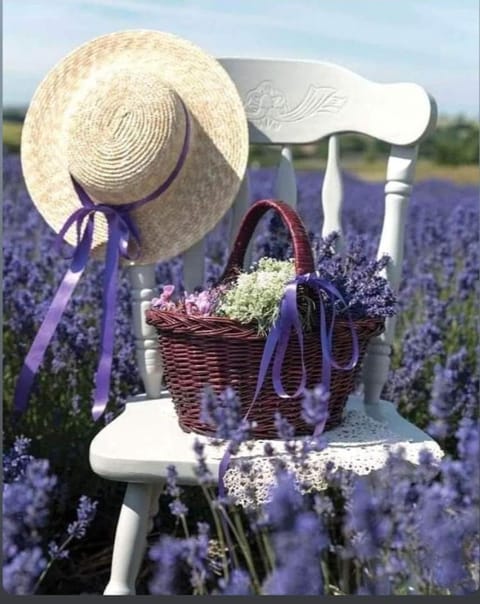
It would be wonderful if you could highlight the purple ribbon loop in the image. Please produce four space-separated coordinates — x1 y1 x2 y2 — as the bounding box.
14 102 191 421
243 272 359 432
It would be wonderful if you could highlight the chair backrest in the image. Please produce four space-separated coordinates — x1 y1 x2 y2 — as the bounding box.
129 58 437 407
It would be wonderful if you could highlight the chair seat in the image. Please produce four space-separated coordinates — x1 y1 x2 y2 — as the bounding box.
89 392 443 490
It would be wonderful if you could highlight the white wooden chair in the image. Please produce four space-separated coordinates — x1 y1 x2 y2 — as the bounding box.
89 58 440 595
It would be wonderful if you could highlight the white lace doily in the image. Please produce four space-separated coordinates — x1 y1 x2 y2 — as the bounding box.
204 401 444 507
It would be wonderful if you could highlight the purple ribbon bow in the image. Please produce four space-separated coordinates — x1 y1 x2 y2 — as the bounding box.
218 272 359 496
14 102 191 421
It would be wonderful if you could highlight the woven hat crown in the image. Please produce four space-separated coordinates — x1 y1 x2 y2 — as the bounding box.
64 65 189 205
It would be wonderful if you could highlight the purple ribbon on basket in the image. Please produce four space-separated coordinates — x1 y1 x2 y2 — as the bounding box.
14 102 191 421
218 272 360 496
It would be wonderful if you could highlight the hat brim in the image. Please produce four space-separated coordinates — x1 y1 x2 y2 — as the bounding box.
21 30 249 264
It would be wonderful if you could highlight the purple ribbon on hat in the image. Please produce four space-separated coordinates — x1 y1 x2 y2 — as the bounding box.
218 272 359 496
14 101 191 421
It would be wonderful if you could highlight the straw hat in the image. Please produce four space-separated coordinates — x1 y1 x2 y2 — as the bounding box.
21 30 249 264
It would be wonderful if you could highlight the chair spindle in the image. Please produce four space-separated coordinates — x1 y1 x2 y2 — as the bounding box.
128 264 163 398
321 135 344 253
362 144 418 411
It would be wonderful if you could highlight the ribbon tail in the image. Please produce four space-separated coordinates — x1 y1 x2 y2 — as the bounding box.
319 297 333 394
91 219 123 421
272 284 307 398
13 223 93 415
271 326 291 396
314 276 359 372
54 209 84 253
314 300 340 436
243 324 281 421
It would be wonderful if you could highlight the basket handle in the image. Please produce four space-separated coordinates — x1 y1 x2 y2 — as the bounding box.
222 199 315 281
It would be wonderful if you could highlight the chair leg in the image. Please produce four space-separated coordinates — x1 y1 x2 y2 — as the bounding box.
104 482 159 595
131 483 164 584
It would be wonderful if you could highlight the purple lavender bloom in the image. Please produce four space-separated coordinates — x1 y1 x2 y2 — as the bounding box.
47 541 70 561
343 432 479 594
2 443 56 594
165 465 181 499
199 386 250 444
263 512 327 595
169 499 188 518
301 384 330 427
149 531 210 595
346 478 393 560
416 478 478 593
2 436 34 483
273 411 295 439
427 347 475 438
192 439 212 485
310 232 397 319
263 442 275 456
219 568 252 595
66 496 98 540
2 547 47 595
2 435 98 594
264 472 303 531
149 537 190 595
456 416 480 462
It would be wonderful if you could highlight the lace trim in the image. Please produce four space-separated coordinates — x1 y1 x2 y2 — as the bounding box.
203 408 443 507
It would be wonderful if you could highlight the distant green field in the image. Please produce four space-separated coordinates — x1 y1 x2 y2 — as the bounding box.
3 120 23 151
292 156 480 185
3 119 478 184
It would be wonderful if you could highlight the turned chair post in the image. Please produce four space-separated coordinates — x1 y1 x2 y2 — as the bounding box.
362 145 418 412
127 264 163 398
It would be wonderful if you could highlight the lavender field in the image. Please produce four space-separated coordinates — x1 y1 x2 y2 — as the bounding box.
3 151 479 595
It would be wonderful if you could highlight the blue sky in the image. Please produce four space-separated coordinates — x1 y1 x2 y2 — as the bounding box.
3 0 479 116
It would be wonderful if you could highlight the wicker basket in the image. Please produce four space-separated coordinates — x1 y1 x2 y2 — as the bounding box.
146 199 384 438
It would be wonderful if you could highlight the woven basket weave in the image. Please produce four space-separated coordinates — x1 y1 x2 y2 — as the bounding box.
146 199 384 438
